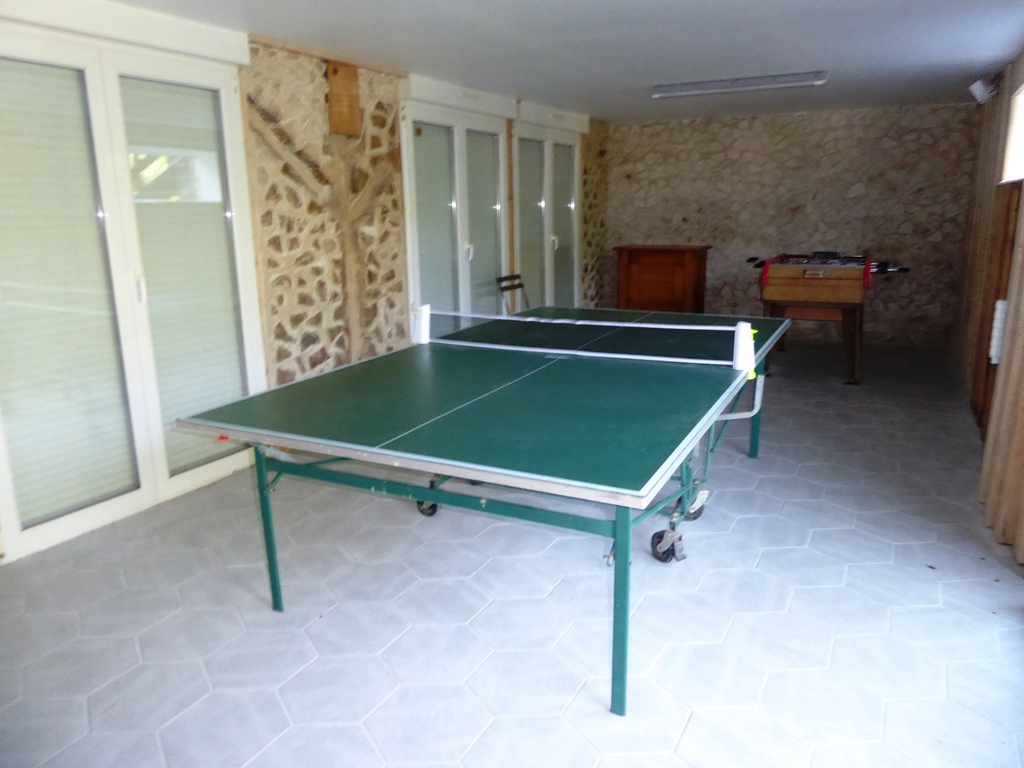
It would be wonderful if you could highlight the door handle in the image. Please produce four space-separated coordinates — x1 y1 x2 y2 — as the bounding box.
466 244 474 262
134 272 148 304
551 235 559 251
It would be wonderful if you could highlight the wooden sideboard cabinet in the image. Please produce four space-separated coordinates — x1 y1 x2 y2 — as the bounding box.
614 245 709 313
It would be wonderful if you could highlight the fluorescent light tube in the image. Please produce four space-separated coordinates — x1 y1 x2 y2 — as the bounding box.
650 71 829 99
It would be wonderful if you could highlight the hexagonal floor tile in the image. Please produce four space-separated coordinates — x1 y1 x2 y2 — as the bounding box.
760 669 883 743
404 541 491 579
80 589 181 637
756 546 846 587
810 741 919 768
707 489 783 517
555 618 664 678
40 732 164 768
631 593 732 645
890 605 1002 662
947 658 1024 734
472 556 564 599
884 699 1019 768
0 698 88 768
0 613 79 667
653 643 766 708
808 529 893 564
468 648 584 716
844 563 941 607
382 624 492 684
829 635 946 700
159 691 289 768
326 562 418 602
788 586 890 637
23 637 139 697
393 579 491 625
696 568 792 613
246 725 384 768
306 602 410 655
88 662 208 731
565 678 691 753
279 656 399 722
779 499 856 530
204 630 316 689
676 706 811 768
364 685 492 762
470 598 574 650
343 527 425 563
757 476 825 501
462 716 598 768
724 612 833 671
473 522 557 557
728 516 811 548
138 608 244 662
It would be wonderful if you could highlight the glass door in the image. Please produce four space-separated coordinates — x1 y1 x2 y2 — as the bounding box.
402 104 509 317
0 56 141 529
517 138 545 310
465 130 503 315
412 122 459 312
119 77 249 475
515 127 580 308
0 29 264 562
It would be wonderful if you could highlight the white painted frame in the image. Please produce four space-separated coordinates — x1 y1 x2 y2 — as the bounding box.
513 122 583 307
400 100 510 315
0 21 264 562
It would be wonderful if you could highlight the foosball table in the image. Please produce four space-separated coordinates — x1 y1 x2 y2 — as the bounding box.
758 252 871 383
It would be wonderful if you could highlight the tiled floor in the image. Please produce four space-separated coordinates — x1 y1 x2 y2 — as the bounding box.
2 343 1023 768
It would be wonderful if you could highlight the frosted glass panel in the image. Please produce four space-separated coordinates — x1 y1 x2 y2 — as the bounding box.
552 143 576 307
121 77 245 475
466 130 502 315
413 122 458 312
0 57 138 527
518 138 545 308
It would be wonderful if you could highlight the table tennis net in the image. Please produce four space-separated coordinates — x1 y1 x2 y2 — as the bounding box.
419 309 756 370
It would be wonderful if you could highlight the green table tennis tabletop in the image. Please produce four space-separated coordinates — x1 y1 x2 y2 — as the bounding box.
179 308 787 508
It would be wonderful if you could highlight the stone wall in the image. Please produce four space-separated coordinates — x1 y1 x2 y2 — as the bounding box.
579 118 611 307
240 42 407 387
603 105 980 343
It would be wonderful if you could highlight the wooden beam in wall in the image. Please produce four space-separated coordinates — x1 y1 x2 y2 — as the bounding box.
327 61 362 137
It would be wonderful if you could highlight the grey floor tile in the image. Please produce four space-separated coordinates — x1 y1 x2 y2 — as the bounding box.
40 732 163 768
756 546 847 587
158 691 288 768
884 699 1020 768
810 742 919 768
470 598 574 649
88 662 208 731
0 698 88 768
676 706 812 768
138 608 244 662
565 678 691 753
462 716 598 768
393 579 491 624
305 602 410 655
468 649 584 716
23 637 139 698
246 725 384 768
653 643 766 708
0 613 79 667
364 685 493 762
204 630 316 689
279 655 399 722
80 589 181 637
325 561 418 602
760 668 884 743
381 624 491 684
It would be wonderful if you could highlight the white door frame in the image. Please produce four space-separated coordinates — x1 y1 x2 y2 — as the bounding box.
513 122 582 307
0 21 265 562
400 100 509 314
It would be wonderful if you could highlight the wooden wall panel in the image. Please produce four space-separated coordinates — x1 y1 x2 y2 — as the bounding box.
327 61 361 136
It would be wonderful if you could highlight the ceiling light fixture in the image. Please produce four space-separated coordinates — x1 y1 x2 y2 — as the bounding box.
650 70 829 99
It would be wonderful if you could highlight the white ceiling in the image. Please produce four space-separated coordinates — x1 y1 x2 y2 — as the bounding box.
112 0 1024 121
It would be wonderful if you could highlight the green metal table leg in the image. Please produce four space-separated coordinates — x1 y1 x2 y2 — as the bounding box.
253 447 284 612
748 360 766 458
610 505 632 715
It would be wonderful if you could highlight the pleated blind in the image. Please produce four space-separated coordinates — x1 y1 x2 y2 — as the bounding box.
0 57 139 526
120 77 246 475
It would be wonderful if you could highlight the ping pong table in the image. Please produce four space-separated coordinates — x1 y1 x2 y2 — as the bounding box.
177 306 789 715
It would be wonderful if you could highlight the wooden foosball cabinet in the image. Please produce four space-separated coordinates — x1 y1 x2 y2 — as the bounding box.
759 253 871 384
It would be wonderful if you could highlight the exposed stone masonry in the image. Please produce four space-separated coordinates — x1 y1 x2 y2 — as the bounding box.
598 105 979 343
240 42 407 387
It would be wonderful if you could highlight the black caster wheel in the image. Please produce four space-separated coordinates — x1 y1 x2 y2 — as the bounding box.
651 531 675 563
682 503 704 522
416 501 438 517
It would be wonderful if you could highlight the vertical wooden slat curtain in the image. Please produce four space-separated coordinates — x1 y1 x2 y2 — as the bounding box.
979 220 1024 563
962 54 1024 564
